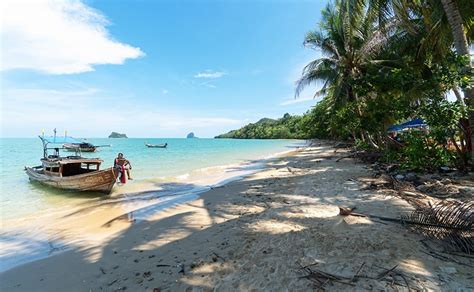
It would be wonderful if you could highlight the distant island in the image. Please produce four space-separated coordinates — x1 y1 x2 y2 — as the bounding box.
186 132 197 138
215 113 309 139
108 132 128 138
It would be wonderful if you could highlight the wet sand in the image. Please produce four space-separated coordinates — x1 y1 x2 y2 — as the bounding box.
1 141 472 291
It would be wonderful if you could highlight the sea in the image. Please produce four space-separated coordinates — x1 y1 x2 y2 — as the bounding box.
0 137 304 271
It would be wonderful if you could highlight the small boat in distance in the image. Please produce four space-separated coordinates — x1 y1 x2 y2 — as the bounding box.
25 135 118 194
63 137 111 153
64 142 97 152
145 142 168 148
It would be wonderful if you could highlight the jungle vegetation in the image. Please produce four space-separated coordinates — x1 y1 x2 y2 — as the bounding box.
217 0 473 171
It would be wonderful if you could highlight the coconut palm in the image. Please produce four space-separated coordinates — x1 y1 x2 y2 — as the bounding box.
296 0 396 142
439 0 474 160
296 1 373 105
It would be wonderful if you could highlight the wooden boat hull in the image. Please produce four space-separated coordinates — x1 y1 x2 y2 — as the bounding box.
25 166 117 194
64 147 97 152
145 144 167 148
63 145 97 152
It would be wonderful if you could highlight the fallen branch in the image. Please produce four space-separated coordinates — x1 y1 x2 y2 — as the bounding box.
299 263 414 289
351 262 365 282
299 264 355 288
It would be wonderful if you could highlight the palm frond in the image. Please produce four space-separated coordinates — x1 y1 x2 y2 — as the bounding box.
402 200 474 254
295 60 338 97
360 18 401 57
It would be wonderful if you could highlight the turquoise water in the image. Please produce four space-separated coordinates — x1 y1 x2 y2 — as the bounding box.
0 138 303 221
0 137 304 272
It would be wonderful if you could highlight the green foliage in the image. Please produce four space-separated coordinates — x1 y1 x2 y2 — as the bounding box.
218 0 474 171
215 113 310 139
389 131 456 171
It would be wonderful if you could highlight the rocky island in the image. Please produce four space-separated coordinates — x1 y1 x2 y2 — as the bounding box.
186 132 197 138
108 132 128 138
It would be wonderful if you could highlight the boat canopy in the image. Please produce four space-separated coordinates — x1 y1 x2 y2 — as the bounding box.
40 135 83 144
57 158 103 165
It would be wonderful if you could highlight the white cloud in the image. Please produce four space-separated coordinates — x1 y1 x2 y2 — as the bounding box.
280 95 316 106
0 0 144 74
162 89 169 95
194 70 227 79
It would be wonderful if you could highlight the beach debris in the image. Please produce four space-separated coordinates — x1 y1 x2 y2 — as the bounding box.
394 174 405 180
299 263 354 288
415 180 460 198
143 271 152 278
420 239 474 267
178 264 185 275
338 206 357 216
212 252 226 261
107 279 118 286
374 265 412 289
339 200 473 254
351 262 365 282
402 200 473 254
299 263 415 289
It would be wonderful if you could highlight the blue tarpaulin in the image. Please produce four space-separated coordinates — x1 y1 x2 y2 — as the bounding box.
387 118 427 132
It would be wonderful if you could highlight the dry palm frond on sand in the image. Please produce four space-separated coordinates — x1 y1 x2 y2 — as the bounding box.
339 201 473 254
401 200 473 254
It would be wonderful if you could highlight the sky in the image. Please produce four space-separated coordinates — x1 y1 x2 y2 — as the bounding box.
0 0 328 138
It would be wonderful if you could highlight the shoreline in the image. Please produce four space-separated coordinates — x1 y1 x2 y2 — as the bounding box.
0 142 305 273
1 140 471 291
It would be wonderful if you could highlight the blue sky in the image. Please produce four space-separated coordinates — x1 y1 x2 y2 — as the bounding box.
1 0 327 138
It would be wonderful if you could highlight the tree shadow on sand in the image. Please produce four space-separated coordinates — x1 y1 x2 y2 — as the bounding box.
1 145 472 291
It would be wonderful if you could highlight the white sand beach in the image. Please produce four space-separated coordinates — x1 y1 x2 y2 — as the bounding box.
1 141 472 291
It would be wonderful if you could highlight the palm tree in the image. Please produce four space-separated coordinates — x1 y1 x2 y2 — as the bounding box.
296 1 392 142
439 0 474 161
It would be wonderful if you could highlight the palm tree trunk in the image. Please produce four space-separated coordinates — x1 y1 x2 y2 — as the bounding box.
440 0 473 165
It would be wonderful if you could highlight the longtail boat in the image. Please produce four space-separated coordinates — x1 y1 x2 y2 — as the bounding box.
63 142 97 152
145 142 168 148
63 138 111 153
25 135 118 194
